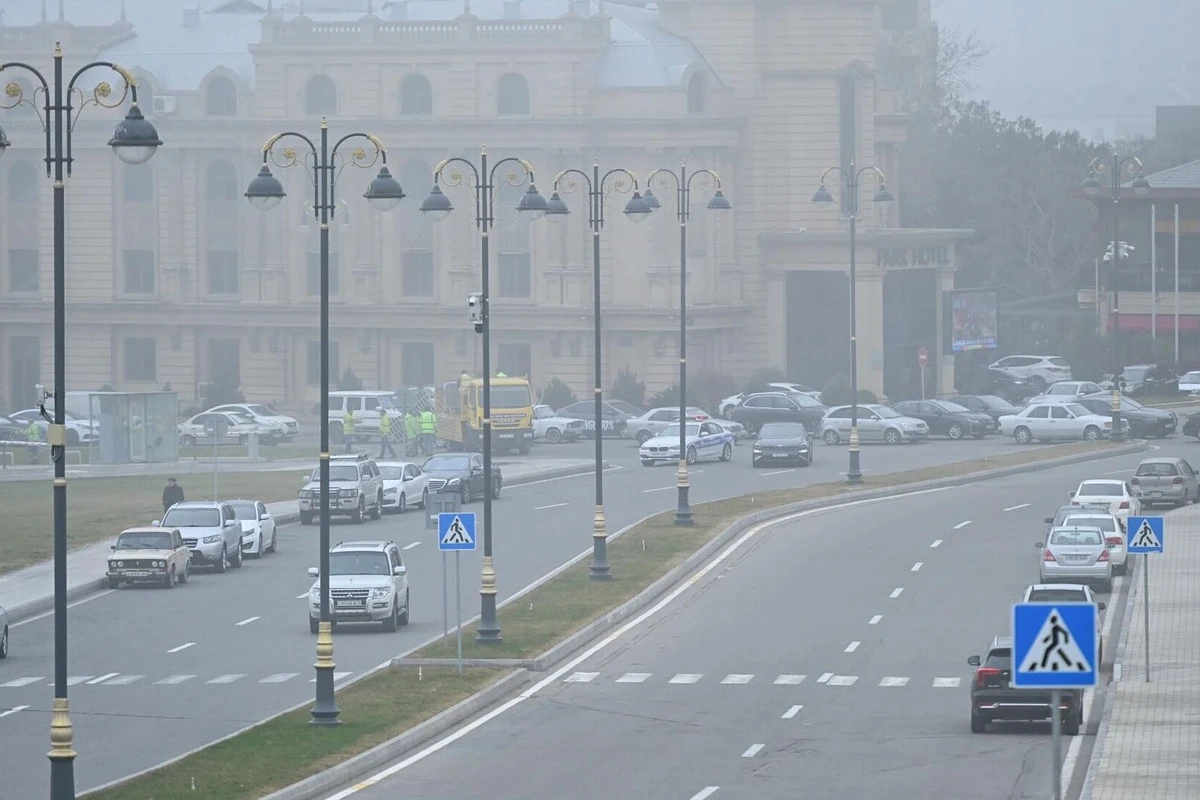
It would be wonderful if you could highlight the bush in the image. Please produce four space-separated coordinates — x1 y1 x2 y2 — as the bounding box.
338 368 364 391
691 370 739 414
856 388 878 404
610 366 645 407
651 383 681 408
744 366 787 395
539 378 577 410
820 373 851 406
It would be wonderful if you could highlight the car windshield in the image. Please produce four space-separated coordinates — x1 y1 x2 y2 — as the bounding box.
608 400 644 416
425 455 470 471
115 531 173 550
760 423 807 437
328 552 392 576
1027 589 1088 603
319 465 360 482
935 401 971 413
1050 529 1103 546
229 502 258 519
245 405 274 416
1049 357 1071 367
1065 404 1090 417
1063 515 1118 533
491 385 531 408
161 508 221 527
874 406 901 419
660 424 701 439
379 466 405 480
1047 384 1077 395
1182 371 1200 383
977 395 1010 408
1077 481 1123 496
1122 367 1151 381
1136 461 1179 477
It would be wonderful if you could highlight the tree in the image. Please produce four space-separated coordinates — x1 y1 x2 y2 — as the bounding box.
744 366 787 394
610 366 645 407
338 367 363 391
204 372 243 408
650 383 681 409
539 378 576 410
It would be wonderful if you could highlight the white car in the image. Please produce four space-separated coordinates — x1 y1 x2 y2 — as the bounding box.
998 403 1118 443
1069 478 1139 522
1061 510 1128 574
1026 380 1106 405
625 406 710 445
1178 370 1200 394
8 408 97 446
531 405 585 444
988 355 1073 392
307 540 409 633
1020 583 1106 660
639 421 735 466
378 461 430 513
713 419 748 440
228 499 277 558
177 411 268 446
207 403 300 440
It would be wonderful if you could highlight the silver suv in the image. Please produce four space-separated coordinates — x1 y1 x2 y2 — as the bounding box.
298 452 384 525
156 501 243 572
307 540 410 633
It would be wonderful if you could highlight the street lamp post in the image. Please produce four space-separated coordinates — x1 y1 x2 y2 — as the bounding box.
545 161 652 579
811 162 894 484
1083 156 1150 442
245 119 405 724
0 45 162 800
642 165 731 526
419 147 548 642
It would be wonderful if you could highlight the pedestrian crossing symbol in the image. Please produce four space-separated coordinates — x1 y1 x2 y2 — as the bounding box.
438 512 477 552
1126 515 1165 554
1011 602 1098 688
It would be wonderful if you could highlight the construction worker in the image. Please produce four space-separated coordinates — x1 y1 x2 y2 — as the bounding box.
342 409 357 453
25 419 42 463
404 409 420 457
419 407 437 455
378 412 397 459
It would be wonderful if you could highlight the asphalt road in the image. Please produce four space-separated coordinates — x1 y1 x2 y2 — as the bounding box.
0 433 1142 795
322 446 1164 800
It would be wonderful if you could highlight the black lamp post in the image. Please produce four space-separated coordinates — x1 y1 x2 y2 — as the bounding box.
0 45 161 800
420 147 548 642
1083 155 1150 442
245 119 404 724
811 162 894 484
545 161 652 579
642 165 731 526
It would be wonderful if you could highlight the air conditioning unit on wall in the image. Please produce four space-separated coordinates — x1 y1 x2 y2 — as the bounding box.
153 95 178 116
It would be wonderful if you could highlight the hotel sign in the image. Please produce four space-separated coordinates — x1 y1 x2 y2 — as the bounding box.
877 246 951 268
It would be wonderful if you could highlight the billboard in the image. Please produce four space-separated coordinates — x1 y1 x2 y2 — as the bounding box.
944 289 999 354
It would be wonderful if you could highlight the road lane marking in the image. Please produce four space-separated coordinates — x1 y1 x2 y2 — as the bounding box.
827 675 858 686
1 677 42 687
889 588 904 598
761 469 796 476
869 615 882 625
774 675 805 685
1062 572 1123 785
309 672 352 683
207 674 247 684
1104 469 1133 475
953 520 972 529
932 677 961 688
0 705 28 718
670 674 703 684
930 539 942 548
1004 503 1031 511
817 672 833 684
564 672 599 683
781 705 803 719
616 673 651 683
167 642 195 653
402 542 421 550
65 676 92 686
535 503 568 510
103 675 144 686
721 674 754 684
235 616 260 626
155 675 195 685
689 788 720 800
260 673 300 683
742 743 765 758
13 589 115 628
642 486 673 493
86 673 119 685
844 641 860 653
911 562 923 572
879 677 910 687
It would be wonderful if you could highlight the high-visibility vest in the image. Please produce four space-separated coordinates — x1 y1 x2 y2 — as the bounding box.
342 412 356 434
405 413 420 438
420 410 436 433
26 422 41 441
379 415 392 436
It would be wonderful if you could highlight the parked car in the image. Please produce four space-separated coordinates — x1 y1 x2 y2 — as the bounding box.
1071 393 1177 438
987 355 1074 392
820 404 929 445
1101 364 1178 398
625 406 709 445
730 392 826 434
956 367 1037 403
1184 410 1200 440
712 419 748 440
1060 511 1128 575
1036 525 1113 592
306 540 409 633
1178 370 1200 394
998 403 1119 443
639 421 735 466
298 452 384 525
719 382 821 417
751 422 814 467
7 408 97 446
1027 381 1106 405
968 635 1083 735
0 604 7 658
531 405 585 444
891 400 996 439
207 403 300 440
1068 479 1139 522
228 499 277 558
377 461 430 513
421 452 502 503
1020 583 1107 660
106 526 191 589
1131 457 1200 508
154 501 243 572
556 400 636 439
949 394 1024 423
178 411 270 447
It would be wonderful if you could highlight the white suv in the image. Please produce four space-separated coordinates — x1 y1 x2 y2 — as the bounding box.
298 453 384 525
328 391 402 442
988 355 1073 392
307 540 410 633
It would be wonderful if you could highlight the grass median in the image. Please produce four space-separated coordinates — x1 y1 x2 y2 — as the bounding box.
82 439 1121 800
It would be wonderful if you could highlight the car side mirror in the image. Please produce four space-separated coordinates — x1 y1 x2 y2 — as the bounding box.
967 655 981 667
1044 517 1054 524
403 475 413 482
1035 542 1045 549
471 466 483 474
1067 490 1075 498
302 473 311 482
110 545 117 551
152 520 161 527
307 567 319 577
260 513 270 520
393 565 407 576
1098 601 1107 610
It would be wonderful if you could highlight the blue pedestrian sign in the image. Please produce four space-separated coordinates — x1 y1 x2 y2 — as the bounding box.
1011 602 1098 688
1126 515 1164 554
438 512 477 552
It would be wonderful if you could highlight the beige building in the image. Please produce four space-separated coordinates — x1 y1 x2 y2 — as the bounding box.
0 0 966 413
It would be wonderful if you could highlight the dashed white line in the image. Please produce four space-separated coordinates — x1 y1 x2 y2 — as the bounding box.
889 588 904 599
953 520 972 529
933 677 961 688
167 642 196 653
911 562 924 572
310 671 352 682
402 542 421 550
742 743 765 758
207 674 248 684
642 486 673 493
869 615 883 625
0 705 29 718
535 503 568 510
721 674 754 684
774 674 805 685
827 675 858 686
930 539 942 548
689 788 720 800
1 677 42 688
879 677 910 687
1003 503 1031 511
155 675 195 685
564 672 599 683
844 641 860 653
669 674 703 684
65 676 92 686
103 675 144 686
781 704 803 719
816 672 834 684
260 673 300 683
235 616 260 627
86 673 118 685
616 673 651 683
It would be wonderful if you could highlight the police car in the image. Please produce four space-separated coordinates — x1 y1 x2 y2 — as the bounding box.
639 420 736 466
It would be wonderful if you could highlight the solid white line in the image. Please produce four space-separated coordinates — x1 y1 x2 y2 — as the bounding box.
953 520 972 529
86 673 118 685
869 615 882 625
13 589 115 628
781 704 803 719
761 469 796 476
930 539 942 548
0 705 29 718
844 641 860 653
911 562 923 572
167 642 195 653
642 486 673 493
1104 469 1134 475
817 672 833 684
1004 503 1031 511
535 503 568 510
402 542 421 550
742 743 765 758
235 616 260 626
889 588 904 598
689 788 720 800
1061 573 1123 784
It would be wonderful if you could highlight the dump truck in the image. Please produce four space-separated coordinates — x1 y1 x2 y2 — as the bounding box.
435 374 535 454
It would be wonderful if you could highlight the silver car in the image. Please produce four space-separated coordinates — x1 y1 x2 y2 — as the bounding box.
1060 511 1128 575
820 404 929 445
1132 457 1200 508
156 501 244 572
624 406 710 445
1036 526 1112 591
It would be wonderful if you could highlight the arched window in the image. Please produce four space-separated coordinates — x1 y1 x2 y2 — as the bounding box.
497 73 530 116
400 74 433 116
305 74 338 116
686 73 707 114
206 75 238 116
399 159 434 297
205 160 239 202
122 164 155 203
7 160 39 202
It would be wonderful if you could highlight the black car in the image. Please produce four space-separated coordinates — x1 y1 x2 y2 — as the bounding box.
1074 392 1177 438
1184 411 1200 439
957 366 1037 403
556 400 636 439
1102 364 1178 398
730 392 826 434
950 394 1023 424
421 452 502 503
0 414 25 442
751 422 814 468
891 400 996 439
968 635 1083 735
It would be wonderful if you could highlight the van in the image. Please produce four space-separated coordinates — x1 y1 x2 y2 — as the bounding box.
328 391 402 442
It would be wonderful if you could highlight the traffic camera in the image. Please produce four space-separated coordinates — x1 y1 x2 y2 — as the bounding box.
467 292 484 333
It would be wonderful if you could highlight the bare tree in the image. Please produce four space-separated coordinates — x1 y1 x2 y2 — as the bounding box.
930 25 991 107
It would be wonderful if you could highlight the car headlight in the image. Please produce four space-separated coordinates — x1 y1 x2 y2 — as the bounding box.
114 561 124 568
447 477 462 486
309 586 320 600
340 489 358 498
752 447 762 453
384 487 397 495
370 587 391 599
156 560 166 568
299 490 311 498
202 534 223 544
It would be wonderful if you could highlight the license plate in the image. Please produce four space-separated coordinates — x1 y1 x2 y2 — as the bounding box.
125 570 150 577
499 434 514 439
772 452 788 458
334 600 364 609
1064 555 1090 562
1151 491 1162 497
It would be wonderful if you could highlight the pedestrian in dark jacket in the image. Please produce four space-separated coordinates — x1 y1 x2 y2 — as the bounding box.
162 477 185 513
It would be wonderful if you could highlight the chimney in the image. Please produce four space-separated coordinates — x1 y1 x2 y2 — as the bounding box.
182 6 202 26
503 0 520 20
570 0 590 16
386 0 406 20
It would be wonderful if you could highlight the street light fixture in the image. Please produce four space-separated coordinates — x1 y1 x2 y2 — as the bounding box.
0 43 162 800
1083 155 1150 443
545 160 650 580
246 118 404 725
419 147 547 642
811 161 894 484
644 164 732 526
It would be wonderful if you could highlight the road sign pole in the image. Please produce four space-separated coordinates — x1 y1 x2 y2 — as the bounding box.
920 367 926 400
1050 688 1063 800
1144 552 1151 683
213 431 219 499
441 551 448 641
455 551 463 676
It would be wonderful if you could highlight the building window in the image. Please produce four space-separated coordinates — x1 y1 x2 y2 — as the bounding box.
207 338 241 390
123 249 156 295
8 249 39 293
400 74 432 115
205 160 239 202
7 160 38 202
305 74 338 116
305 250 340 296
401 251 434 296
497 343 532 381
838 74 857 215
123 338 156 381
497 73 530 116
400 342 435 387
306 340 339 385
497 252 531 298
123 164 155 203
206 75 238 116
207 250 239 295
8 336 40 410
686 72 707 114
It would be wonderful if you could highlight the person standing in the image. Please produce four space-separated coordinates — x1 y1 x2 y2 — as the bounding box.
404 410 420 457
378 412 397 459
342 410 357 453
419 407 437 455
25 419 42 464
162 477 185 513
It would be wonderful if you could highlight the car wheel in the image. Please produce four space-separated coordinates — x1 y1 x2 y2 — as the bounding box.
107 577 121 590
823 430 840 445
66 429 79 446
637 430 653 445
399 590 410 626
1014 426 1033 444
398 493 407 514
269 530 277 554
546 428 562 444
420 488 429 509
1064 712 1081 736
181 435 196 447
720 443 733 462
1029 375 1047 392
883 428 902 445
309 617 320 635
0 625 7 659
1083 426 1102 441
230 543 243 568
801 454 812 467
1101 579 1113 593
352 499 364 524
970 713 987 734
300 512 313 525
382 601 399 632
492 476 503 499
179 563 190 583
214 546 227 574
751 458 761 468
947 424 963 440
973 433 986 439
686 446 698 464
164 566 175 588
369 493 382 520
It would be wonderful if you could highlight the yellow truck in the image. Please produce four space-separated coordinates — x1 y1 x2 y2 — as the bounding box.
436 374 535 454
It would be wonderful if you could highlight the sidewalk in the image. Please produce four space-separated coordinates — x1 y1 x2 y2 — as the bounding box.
1083 504 1200 799
0 458 599 623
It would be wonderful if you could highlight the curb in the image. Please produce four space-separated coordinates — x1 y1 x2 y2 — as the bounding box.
8 463 601 625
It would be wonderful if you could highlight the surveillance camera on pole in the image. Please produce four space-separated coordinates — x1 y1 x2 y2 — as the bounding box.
467 293 484 334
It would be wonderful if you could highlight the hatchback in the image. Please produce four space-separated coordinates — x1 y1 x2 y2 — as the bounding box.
1036 526 1112 592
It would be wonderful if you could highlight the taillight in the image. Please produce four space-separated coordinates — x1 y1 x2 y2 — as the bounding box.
1043 550 1057 562
1105 536 1122 546
975 667 1002 688
1173 477 1184 485
1119 501 1130 509
1098 549 1110 562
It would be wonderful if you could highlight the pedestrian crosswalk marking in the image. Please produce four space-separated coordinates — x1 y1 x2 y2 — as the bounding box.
774 674 805 685
260 673 300 683
816 672 834 684
827 675 858 686
932 677 961 688
879 677 910 687
615 673 651 683
1 677 43 688
155 675 196 685
721 674 754 684
1017 608 1093 674
206 674 247 685
103 675 145 686
65 676 92 686
87 673 118 685
1131 519 1162 549
669 673 702 684
564 672 599 683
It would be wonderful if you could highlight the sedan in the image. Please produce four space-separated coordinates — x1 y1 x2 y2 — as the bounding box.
999 403 1118 443
177 411 269 446
8 408 97 446
229 499 277 558
1061 511 1128 575
378 461 430 512
949 394 1024 424
820 404 929 445
1068 479 1139 521
891 400 996 439
556 400 636 439
1036 526 1113 592
1131 457 1200 508
1020 583 1106 662
625 406 710 445
422 452 502 503
639 421 734 466
1027 381 1105 405
1072 393 1177 438
207 403 300 440
751 422 814 467
1178 370 1200 394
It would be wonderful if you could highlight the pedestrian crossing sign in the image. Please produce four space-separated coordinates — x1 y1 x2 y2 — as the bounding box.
1011 602 1098 688
1126 515 1164 554
438 512 477 552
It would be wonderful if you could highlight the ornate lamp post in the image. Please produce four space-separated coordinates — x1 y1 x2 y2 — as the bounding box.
420 147 548 641
0 44 162 800
1083 156 1150 442
545 161 652 578
245 119 404 724
642 164 731 525
811 162 894 483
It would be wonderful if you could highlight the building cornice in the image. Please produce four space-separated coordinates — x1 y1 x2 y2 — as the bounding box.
759 227 975 247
